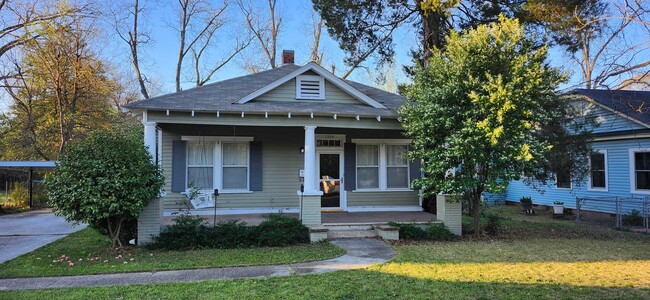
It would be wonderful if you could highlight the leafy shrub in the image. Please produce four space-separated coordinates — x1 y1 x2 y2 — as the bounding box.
484 214 502 236
389 222 428 240
623 209 644 227
47 126 165 248
520 197 532 204
151 214 308 250
203 220 256 249
256 214 309 247
426 223 457 241
151 214 206 250
389 222 457 241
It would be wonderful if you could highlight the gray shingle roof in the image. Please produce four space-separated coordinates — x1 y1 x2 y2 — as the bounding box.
123 64 405 117
573 89 650 126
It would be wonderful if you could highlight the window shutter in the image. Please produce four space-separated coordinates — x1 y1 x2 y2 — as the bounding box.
171 140 187 193
344 143 356 191
249 141 263 191
408 146 422 190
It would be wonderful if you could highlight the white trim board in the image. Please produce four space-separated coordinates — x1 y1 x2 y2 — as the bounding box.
163 208 299 217
579 96 650 129
235 62 386 109
346 206 423 212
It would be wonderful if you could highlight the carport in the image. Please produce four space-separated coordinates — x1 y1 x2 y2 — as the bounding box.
0 161 57 208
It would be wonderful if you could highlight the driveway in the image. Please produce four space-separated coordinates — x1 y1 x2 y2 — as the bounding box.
0 209 86 264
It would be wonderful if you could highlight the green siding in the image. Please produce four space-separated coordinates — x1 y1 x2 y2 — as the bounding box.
159 126 418 211
161 130 304 211
347 191 419 207
253 70 361 104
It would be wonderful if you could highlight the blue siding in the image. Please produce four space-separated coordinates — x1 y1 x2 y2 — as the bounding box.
505 138 650 214
575 100 647 134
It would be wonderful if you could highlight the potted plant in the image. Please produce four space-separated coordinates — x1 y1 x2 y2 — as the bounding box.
520 196 533 214
553 201 564 215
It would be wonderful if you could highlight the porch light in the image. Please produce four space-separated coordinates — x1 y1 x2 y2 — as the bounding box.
300 146 305 154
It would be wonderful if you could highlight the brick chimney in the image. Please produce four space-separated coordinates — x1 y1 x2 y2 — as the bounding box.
281 50 294 65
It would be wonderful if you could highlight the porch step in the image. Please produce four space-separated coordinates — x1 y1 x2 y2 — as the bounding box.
324 224 378 239
327 229 378 239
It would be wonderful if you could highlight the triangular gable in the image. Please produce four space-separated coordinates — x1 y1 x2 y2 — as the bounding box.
235 62 386 109
574 95 650 133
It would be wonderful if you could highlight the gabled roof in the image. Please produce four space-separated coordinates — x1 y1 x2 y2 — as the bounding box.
123 63 405 117
573 89 650 128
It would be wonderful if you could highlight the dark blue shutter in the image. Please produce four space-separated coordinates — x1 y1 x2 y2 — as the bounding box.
344 143 356 191
249 141 263 191
408 145 422 189
171 140 187 193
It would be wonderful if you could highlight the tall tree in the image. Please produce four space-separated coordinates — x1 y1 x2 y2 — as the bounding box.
236 0 282 72
400 16 592 236
308 13 324 64
1 10 118 160
0 0 80 81
112 0 151 99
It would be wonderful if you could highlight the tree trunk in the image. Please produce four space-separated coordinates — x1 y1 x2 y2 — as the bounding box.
472 186 483 238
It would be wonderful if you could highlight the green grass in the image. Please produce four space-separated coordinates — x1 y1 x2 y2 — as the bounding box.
0 228 345 278
4 206 650 299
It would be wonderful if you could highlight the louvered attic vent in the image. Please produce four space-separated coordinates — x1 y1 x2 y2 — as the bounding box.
296 75 325 100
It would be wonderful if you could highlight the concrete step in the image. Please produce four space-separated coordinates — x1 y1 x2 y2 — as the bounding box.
327 229 378 239
322 224 374 231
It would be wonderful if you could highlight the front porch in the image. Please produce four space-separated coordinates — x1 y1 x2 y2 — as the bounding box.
163 211 438 226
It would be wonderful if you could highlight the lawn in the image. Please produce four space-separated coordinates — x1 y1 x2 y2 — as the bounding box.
0 227 345 278
4 206 650 299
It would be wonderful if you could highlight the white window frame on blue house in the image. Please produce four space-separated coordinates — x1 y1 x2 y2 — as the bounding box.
182 136 253 194
588 150 608 192
629 148 650 195
554 171 572 190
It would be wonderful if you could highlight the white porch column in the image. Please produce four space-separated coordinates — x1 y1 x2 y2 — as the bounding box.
303 125 318 193
138 121 162 244
299 125 323 226
143 122 157 161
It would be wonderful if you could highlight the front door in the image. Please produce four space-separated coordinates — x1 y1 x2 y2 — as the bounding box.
318 152 344 209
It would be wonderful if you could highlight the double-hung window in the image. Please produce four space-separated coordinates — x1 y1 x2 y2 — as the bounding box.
356 145 379 189
185 137 251 192
222 143 249 190
187 142 214 190
386 145 409 188
632 150 650 193
589 151 607 190
355 141 410 191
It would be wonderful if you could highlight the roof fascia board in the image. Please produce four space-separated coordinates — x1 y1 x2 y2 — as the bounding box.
236 62 386 109
576 94 650 129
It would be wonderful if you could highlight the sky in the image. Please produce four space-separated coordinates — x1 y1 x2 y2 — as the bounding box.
100 0 419 97
1 0 637 112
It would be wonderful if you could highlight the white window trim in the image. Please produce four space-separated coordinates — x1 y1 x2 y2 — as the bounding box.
354 140 412 192
183 136 253 194
222 142 250 192
296 75 325 100
629 148 650 195
587 150 608 192
555 173 572 190
355 144 380 191
185 141 215 192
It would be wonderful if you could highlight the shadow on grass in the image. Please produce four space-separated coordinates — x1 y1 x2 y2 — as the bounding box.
2 270 650 299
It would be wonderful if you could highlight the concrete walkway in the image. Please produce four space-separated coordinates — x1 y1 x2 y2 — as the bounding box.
0 238 396 291
0 209 86 264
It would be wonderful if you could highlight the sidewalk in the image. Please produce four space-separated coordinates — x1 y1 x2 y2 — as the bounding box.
0 238 395 291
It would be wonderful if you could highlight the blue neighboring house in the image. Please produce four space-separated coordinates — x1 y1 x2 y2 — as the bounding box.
502 89 650 213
